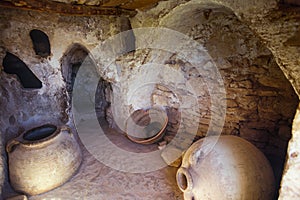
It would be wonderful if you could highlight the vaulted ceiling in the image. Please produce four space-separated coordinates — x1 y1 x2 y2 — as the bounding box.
0 0 162 16
1 0 300 16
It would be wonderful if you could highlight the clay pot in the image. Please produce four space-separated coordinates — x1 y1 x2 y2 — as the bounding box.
176 135 275 200
126 107 168 144
6 124 82 195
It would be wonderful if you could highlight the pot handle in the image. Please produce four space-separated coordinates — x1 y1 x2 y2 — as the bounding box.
176 167 193 192
6 139 20 153
61 125 72 135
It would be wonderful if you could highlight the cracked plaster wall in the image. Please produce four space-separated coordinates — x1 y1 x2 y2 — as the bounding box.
130 0 300 199
0 0 300 199
0 8 129 196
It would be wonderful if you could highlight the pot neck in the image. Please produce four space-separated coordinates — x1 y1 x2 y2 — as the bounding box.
17 125 63 147
176 167 193 192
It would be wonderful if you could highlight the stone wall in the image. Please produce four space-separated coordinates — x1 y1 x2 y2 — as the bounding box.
132 2 298 192
0 0 300 199
280 104 300 199
0 8 127 195
129 1 300 197
0 7 125 138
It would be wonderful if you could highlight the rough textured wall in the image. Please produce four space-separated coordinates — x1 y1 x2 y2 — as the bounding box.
131 1 300 198
230 3 300 198
0 8 124 138
0 0 299 199
230 3 300 200
130 2 299 195
280 105 300 199
0 8 125 196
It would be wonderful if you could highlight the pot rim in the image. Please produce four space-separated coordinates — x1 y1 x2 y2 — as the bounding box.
176 167 193 192
125 107 168 144
17 124 62 146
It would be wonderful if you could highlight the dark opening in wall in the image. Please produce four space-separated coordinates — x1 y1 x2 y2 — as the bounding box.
61 44 89 103
283 0 300 6
95 78 112 123
158 4 299 198
61 44 114 127
70 62 81 91
2 52 42 88
30 29 51 58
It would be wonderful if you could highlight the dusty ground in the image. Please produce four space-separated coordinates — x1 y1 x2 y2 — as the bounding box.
3 120 183 200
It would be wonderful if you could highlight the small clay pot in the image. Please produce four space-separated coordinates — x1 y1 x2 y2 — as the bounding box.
126 107 168 144
176 135 275 200
6 124 82 196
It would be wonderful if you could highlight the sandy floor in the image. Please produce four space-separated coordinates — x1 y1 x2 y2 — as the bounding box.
3 119 184 200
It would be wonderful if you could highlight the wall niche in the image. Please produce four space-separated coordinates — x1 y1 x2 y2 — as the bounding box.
61 44 90 103
2 52 42 89
29 29 51 58
158 4 299 198
61 44 113 126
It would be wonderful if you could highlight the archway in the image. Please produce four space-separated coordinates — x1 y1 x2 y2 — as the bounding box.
61 44 89 103
159 3 299 198
61 43 113 124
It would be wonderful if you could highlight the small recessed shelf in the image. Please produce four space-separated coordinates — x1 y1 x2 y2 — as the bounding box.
2 52 42 89
30 29 51 58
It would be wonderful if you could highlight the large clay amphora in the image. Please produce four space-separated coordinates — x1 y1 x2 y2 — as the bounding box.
6 124 82 195
176 135 275 200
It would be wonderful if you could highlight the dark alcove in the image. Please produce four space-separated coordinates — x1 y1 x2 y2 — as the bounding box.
2 52 42 88
95 77 113 124
23 124 57 141
30 29 51 58
61 44 89 103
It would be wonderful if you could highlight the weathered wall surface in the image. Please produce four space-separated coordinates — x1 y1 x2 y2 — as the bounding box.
0 8 126 196
0 8 124 138
280 105 300 200
0 0 300 199
131 1 300 199
130 2 299 195
233 3 300 198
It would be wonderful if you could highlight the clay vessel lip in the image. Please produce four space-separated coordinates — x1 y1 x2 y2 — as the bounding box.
18 124 61 146
125 107 168 145
126 118 168 144
6 123 82 196
176 167 193 192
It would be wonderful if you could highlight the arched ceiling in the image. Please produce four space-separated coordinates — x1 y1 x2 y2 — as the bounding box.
0 0 299 17
0 0 162 16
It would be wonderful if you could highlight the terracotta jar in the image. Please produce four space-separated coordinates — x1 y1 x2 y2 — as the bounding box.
126 107 168 144
6 124 82 195
176 135 275 200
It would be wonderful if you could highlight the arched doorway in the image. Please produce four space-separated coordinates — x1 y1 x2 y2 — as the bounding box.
61 43 113 124
159 3 299 198
61 44 89 103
